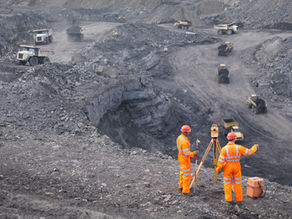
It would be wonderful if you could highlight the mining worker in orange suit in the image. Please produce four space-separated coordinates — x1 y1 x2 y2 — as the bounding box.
216 132 258 202
177 125 199 194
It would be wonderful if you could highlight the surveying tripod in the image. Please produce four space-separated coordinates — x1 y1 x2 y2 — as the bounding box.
190 124 222 188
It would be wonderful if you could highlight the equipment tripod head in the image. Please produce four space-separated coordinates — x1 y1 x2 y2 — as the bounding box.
211 124 219 139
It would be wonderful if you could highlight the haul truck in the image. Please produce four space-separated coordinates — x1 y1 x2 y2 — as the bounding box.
33 28 53 45
214 23 238 35
17 45 50 66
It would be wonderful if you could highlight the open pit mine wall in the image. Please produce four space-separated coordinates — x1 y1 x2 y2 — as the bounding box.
85 80 171 133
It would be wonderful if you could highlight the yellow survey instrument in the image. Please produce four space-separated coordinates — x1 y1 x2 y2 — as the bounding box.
190 124 222 188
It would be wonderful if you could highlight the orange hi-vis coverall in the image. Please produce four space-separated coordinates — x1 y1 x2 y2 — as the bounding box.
177 134 194 193
216 142 258 202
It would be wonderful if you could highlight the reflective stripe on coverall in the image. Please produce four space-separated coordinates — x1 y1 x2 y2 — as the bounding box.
177 134 194 193
217 142 257 201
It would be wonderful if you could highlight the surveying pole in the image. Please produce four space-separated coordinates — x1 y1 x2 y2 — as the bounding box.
190 124 222 188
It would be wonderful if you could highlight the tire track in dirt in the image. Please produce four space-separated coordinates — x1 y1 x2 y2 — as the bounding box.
234 111 274 139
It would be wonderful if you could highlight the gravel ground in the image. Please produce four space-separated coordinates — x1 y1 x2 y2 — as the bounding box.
0 0 292 218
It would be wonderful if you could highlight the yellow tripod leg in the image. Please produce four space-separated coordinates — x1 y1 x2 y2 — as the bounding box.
190 141 213 188
214 140 221 182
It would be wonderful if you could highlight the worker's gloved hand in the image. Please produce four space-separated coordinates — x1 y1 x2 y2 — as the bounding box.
193 150 199 155
255 144 259 150
216 167 221 172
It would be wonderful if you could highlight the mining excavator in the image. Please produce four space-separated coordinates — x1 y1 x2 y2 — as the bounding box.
217 64 229 83
246 94 267 114
218 41 233 56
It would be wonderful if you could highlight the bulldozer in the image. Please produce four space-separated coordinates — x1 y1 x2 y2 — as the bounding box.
32 28 53 45
246 94 267 114
217 64 229 83
214 23 238 35
173 20 192 30
17 45 50 66
218 41 233 56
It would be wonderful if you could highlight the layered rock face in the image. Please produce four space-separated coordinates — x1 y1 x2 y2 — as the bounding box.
242 36 292 101
85 79 174 152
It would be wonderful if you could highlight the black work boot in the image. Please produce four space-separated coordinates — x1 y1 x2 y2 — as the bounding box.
236 201 244 207
183 192 194 197
221 200 235 206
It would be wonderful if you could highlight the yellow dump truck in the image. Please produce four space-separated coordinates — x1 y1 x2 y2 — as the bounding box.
173 20 192 30
221 119 244 142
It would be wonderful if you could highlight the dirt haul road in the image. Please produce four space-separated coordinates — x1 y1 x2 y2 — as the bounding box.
41 22 121 64
169 30 292 184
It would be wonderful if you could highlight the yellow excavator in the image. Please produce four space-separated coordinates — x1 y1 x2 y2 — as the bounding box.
247 94 267 114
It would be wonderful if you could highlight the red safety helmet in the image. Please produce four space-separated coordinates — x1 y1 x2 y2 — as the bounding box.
181 125 191 133
227 132 236 140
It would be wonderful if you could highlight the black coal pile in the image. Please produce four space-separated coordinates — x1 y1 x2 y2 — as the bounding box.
242 36 292 105
2 0 292 31
5 0 228 32
81 23 218 77
0 63 92 137
0 62 27 82
202 0 292 30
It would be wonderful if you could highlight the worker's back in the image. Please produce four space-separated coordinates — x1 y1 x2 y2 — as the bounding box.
177 134 190 164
